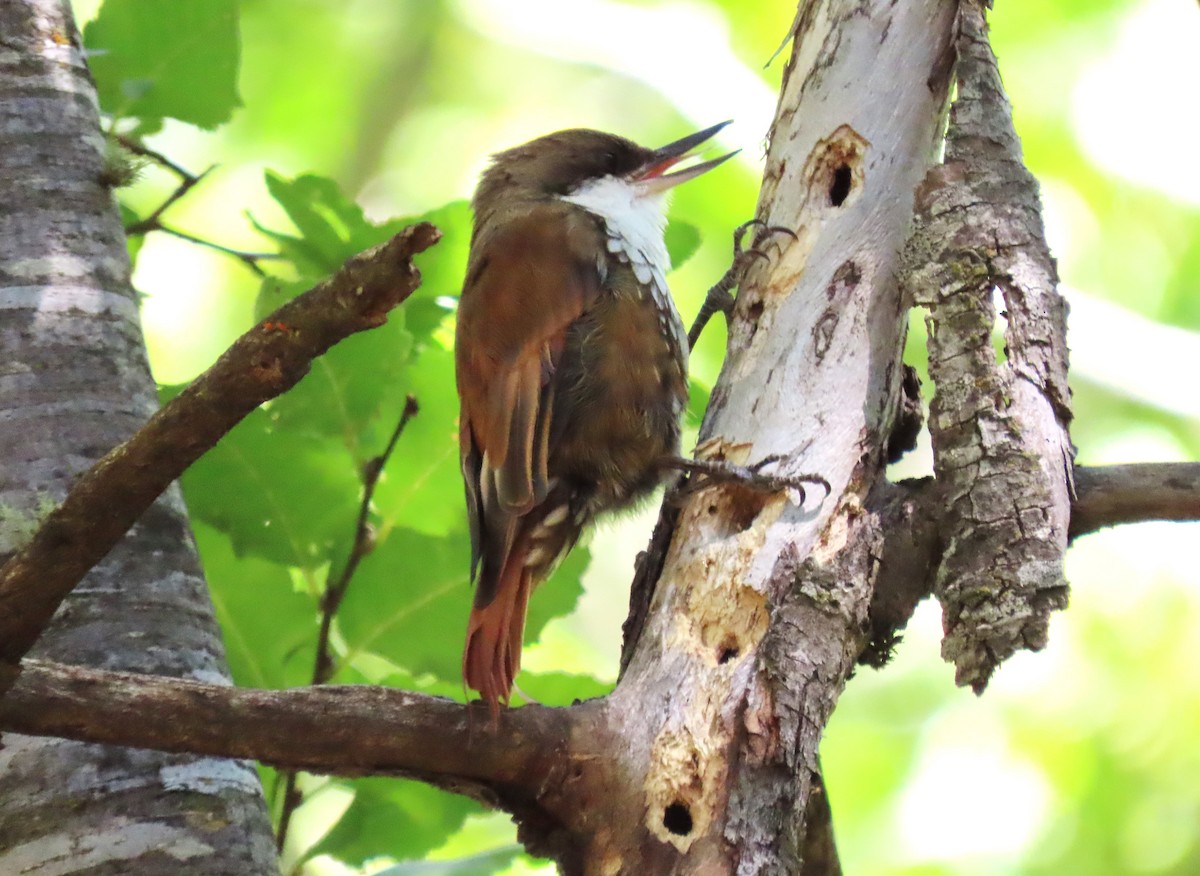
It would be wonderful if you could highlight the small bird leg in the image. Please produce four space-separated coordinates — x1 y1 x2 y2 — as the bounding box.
687 220 798 350
663 454 831 507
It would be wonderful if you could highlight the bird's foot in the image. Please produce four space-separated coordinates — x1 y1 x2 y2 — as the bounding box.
687 219 797 349
665 453 830 507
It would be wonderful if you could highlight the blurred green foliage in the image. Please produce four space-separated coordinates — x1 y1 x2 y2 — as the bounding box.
84 0 240 133
77 0 1200 873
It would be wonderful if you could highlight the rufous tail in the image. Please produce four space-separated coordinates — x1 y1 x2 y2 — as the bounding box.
463 558 533 719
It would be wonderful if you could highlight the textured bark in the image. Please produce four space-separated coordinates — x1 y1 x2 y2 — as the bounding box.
0 2 276 872
597 1 959 872
901 0 1073 691
0 661 576 791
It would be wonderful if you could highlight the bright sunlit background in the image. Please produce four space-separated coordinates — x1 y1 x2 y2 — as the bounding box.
72 0 1200 873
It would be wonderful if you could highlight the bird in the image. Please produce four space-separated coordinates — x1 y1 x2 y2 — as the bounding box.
455 121 736 716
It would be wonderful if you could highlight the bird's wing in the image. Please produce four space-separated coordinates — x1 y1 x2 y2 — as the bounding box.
455 203 606 605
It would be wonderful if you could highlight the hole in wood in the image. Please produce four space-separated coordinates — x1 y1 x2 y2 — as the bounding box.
829 163 852 206
718 642 740 664
991 283 1010 365
724 488 769 534
663 801 693 836
802 124 867 213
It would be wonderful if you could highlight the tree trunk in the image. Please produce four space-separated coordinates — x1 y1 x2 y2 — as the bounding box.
0 2 277 872
542 1 961 871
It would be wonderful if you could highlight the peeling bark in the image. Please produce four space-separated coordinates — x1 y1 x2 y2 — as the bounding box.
901 0 1073 691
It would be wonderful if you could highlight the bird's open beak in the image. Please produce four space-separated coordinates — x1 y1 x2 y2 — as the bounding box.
631 120 738 195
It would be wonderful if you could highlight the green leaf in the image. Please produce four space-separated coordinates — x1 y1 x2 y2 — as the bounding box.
686 377 712 426
195 523 316 689
311 778 477 866
334 526 470 681
372 341 462 537
244 188 466 472
513 671 613 707
253 185 464 344
181 407 361 567
371 846 523 876
264 315 415 456
665 220 702 271
336 524 587 685
408 201 473 306
119 201 145 265
260 172 382 274
84 0 241 130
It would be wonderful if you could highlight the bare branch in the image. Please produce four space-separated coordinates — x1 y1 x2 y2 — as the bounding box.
863 462 1200 658
1071 462 1200 537
0 460 1193 869
611 0 962 868
0 660 575 797
0 223 441 668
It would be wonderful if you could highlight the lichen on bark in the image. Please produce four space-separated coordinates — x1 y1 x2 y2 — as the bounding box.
900 0 1073 692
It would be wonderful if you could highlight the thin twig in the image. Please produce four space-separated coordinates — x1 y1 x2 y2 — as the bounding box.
156 224 280 277
124 166 215 235
276 395 421 851
116 134 195 180
115 136 277 276
316 395 421 682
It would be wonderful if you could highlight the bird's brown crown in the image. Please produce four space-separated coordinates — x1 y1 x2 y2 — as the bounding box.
476 129 653 203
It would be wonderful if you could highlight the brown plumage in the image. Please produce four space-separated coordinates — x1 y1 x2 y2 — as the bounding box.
455 124 734 715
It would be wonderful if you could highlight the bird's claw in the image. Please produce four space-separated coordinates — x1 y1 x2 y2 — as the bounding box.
665 454 830 507
732 218 765 253
688 219 796 349
733 219 796 259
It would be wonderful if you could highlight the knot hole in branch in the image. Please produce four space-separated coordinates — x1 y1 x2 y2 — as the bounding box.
663 801 693 836
830 164 852 206
804 124 868 213
645 729 714 852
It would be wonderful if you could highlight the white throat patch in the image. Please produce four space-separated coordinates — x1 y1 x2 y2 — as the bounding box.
561 175 671 293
